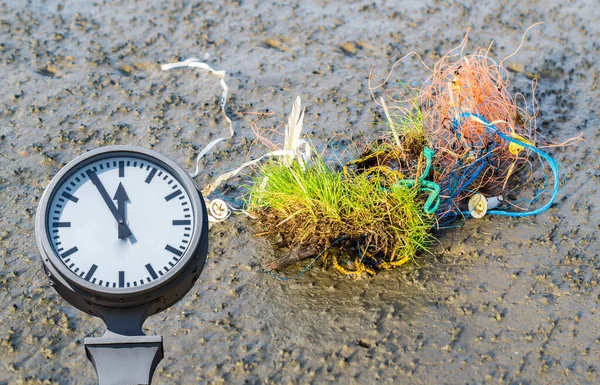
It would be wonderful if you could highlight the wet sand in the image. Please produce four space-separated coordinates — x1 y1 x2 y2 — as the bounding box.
0 0 599 383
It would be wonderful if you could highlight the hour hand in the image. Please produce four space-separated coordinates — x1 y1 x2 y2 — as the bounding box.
113 182 130 240
86 170 133 239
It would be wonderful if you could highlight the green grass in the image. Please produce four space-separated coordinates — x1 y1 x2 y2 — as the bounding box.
246 156 434 272
382 85 427 154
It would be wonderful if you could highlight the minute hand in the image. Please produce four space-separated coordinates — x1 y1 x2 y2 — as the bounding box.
86 170 132 239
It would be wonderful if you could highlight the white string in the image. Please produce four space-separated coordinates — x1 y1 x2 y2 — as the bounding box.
161 58 233 177
200 97 312 222
202 149 299 197
201 96 311 197
161 58 312 223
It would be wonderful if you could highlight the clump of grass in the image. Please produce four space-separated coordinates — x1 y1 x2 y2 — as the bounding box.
247 155 434 276
352 97 427 181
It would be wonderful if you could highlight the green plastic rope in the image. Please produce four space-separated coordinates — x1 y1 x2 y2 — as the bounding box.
395 147 441 215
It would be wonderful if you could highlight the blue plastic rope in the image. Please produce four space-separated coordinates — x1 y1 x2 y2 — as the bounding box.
453 112 560 217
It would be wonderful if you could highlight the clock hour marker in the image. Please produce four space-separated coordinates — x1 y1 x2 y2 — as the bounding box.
84 264 98 281
172 220 191 226
165 244 183 257
119 271 125 288
61 191 79 203
145 167 157 184
53 222 71 228
145 264 159 280
165 189 182 201
61 246 79 259
119 161 125 177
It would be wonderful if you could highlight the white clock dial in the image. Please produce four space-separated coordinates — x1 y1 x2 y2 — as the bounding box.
46 156 195 290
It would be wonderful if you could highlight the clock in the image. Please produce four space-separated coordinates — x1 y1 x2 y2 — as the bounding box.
35 145 208 326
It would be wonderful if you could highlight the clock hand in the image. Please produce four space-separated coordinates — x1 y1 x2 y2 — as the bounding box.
112 182 130 240
86 170 133 239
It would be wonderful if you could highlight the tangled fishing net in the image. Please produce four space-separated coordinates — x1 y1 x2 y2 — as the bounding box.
163 26 573 279
246 26 569 278
371 25 568 229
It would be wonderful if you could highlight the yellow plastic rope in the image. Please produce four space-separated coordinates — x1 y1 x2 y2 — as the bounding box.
332 254 376 278
379 256 411 270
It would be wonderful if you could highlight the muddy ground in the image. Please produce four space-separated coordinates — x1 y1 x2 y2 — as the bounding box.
0 0 599 384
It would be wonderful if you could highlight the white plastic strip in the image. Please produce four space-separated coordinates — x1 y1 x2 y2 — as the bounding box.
284 96 307 169
202 149 296 197
201 96 312 197
161 58 233 177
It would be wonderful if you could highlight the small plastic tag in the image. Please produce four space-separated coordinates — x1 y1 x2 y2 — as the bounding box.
508 133 533 155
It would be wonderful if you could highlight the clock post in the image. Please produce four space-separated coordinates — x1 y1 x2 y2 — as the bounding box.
35 146 209 385
83 306 164 385
84 336 163 385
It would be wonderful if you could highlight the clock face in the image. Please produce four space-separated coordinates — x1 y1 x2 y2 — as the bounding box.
46 155 195 290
